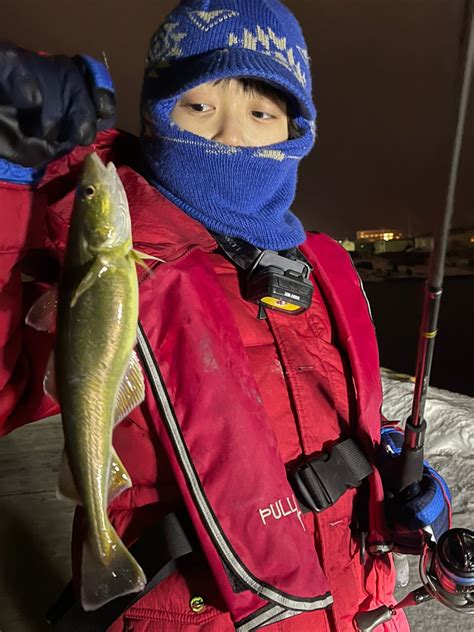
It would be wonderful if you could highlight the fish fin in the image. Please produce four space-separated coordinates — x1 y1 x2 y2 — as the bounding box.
81 525 146 611
130 249 164 273
131 249 164 263
71 259 107 308
57 449 131 505
113 351 145 426
108 448 132 503
57 450 82 504
25 285 58 332
43 351 58 401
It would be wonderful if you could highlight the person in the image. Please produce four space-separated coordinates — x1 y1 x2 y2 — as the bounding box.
0 1 452 630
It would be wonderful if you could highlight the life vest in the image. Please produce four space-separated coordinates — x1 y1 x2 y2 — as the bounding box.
133 226 388 629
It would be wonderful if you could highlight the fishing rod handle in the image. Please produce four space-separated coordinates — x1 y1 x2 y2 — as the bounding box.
388 416 426 497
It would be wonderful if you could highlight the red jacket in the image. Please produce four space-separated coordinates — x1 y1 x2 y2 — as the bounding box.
0 130 409 631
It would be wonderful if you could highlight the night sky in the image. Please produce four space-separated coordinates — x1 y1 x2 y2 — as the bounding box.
287 0 474 239
1 0 473 239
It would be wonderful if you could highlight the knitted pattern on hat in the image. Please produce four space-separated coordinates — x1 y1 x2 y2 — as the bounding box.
141 0 317 250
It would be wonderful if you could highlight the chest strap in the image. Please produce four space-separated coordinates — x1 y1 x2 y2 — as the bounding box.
289 439 373 513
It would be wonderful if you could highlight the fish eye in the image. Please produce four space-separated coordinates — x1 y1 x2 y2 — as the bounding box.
83 185 96 199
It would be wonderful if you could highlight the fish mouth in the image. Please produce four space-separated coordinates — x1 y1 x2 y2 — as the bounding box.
82 153 118 190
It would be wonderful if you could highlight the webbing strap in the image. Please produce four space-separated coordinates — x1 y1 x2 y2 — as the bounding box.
213 232 313 272
46 512 194 631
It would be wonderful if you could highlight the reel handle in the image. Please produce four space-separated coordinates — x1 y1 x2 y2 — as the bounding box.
354 605 393 632
354 588 432 631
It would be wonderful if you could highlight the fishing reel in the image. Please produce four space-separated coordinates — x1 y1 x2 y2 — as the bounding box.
420 528 474 613
355 528 474 631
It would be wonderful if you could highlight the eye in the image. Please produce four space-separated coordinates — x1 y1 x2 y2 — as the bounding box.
187 103 214 113
83 185 96 199
251 111 274 120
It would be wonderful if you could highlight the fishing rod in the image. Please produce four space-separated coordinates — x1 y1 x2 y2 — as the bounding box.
398 0 474 498
355 2 474 629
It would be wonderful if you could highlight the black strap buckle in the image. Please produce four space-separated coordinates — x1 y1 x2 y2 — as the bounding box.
289 439 373 513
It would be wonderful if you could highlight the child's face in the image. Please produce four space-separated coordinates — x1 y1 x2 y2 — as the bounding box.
171 78 289 147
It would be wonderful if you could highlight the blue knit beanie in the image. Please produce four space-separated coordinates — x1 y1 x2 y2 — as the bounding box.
141 0 317 250
144 0 315 120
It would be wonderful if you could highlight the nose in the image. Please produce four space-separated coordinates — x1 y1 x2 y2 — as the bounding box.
212 116 246 147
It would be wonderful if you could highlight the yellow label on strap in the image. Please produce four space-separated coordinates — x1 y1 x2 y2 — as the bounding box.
261 296 301 312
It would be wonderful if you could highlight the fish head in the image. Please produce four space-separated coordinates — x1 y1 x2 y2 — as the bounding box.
75 153 132 255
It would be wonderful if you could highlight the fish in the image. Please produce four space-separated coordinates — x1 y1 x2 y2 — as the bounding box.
27 152 157 610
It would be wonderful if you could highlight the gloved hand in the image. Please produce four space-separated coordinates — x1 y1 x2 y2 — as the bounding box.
378 425 452 554
0 43 116 169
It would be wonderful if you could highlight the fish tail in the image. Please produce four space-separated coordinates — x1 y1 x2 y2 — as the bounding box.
81 524 146 611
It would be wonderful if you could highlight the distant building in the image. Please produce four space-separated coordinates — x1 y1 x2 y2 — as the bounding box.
374 238 414 254
414 227 474 252
414 235 434 251
354 241 374 255
356 228 403 242
341 239 355 252
449 227 474 249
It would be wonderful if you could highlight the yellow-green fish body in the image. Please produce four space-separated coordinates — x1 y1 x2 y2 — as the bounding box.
55 153 147 610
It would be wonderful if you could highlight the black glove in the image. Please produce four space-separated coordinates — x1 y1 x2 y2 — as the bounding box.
0 43 116 169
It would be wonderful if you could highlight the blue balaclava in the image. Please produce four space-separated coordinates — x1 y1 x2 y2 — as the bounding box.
141 0 317 250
